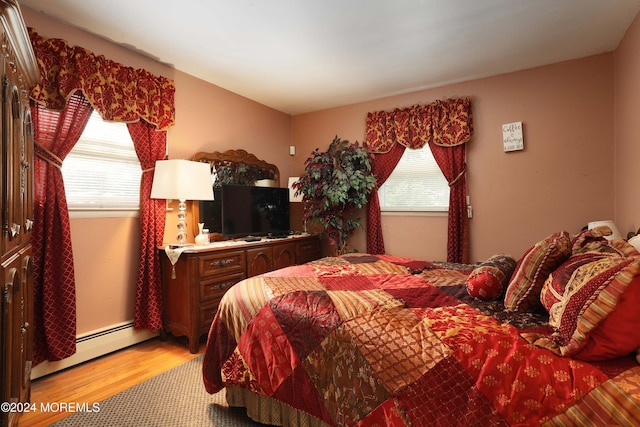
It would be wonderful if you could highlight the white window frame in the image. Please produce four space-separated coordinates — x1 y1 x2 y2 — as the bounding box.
62 110 141 218
378 144 449 216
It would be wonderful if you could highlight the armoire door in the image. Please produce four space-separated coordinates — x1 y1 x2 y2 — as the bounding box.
1 77 22 255
1 253 19 427
20 108 34 243
13 248 32 404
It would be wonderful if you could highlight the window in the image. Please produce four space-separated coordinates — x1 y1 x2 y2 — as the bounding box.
62 110 141 213
378 144 449 212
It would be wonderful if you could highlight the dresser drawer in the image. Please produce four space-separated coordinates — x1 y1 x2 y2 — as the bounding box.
161 235 320 353
296 238 321 264
198 250 245 277
199 303 220 333
200 272 245 303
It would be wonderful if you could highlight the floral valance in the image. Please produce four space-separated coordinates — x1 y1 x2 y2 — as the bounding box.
365 97 472 153
28 28 175 130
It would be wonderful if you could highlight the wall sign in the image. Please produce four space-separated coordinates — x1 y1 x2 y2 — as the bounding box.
502 121 524 152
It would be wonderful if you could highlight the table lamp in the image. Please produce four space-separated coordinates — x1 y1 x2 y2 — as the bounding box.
587 220 622 241
151 159 214 246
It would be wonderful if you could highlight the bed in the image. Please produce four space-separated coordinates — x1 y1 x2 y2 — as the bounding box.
202 227 640 426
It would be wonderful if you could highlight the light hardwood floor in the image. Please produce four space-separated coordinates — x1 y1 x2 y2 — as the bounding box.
19 336 204 427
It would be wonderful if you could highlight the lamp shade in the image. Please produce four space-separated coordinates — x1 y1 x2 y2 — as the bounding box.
587 220 621 241
150 159 214 201
288 177 303 202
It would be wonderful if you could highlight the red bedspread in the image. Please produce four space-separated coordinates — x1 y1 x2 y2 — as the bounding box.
202 254 640 426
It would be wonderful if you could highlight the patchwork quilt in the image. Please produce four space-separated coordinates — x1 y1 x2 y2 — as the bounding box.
202 254 640 426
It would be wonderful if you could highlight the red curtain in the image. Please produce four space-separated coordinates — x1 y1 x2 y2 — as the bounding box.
127 121 167 331
366 142 405 254
430 142 469 263
28 28 176 362
30 93 93 365
365 98 473 263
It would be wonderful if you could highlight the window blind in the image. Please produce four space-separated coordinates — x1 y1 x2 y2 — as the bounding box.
378 144 449 212
62 111 141 210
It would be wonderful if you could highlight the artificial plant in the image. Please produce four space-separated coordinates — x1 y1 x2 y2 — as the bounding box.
293 135 376 254
213 163 253 187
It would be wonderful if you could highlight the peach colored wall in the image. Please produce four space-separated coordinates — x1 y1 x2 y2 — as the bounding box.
70 217 139 332
22 7 291 334
614 12 640 237
292 54 615 262
163 71 292 242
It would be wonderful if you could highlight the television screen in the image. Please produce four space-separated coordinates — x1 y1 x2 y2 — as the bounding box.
198 188 223 234
219 184 290 238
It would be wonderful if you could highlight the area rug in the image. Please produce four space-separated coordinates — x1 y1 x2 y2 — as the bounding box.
51 355 266 427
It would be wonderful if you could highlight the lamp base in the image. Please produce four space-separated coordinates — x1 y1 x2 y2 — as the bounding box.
176 198 188 245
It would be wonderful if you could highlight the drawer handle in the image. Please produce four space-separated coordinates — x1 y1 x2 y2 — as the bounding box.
209 282 233 291
210 258 234 267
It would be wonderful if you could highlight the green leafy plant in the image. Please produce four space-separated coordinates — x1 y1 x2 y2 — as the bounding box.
293 135 376 254
213 164 254 187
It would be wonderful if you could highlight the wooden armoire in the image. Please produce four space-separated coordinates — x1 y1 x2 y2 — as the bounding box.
0 1 40 426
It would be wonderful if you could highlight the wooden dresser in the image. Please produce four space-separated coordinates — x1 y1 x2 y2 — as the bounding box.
0 2 40 426
160 234 322 353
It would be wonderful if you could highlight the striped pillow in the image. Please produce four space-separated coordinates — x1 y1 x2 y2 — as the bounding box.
504 231 572 312
544 256 640 360
540 252 609 311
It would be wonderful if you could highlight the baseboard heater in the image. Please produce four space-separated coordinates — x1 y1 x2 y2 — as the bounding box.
30 321 157 380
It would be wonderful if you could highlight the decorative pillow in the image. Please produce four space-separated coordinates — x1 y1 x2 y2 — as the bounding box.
540 252 609 312
504 231 572 312
572 225 639 257
573 276 640 361
610 238 640 258
466 254 517 300
540 256 640 360
571 226 616 255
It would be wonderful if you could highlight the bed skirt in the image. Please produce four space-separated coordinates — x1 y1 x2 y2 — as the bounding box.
225 387 331 427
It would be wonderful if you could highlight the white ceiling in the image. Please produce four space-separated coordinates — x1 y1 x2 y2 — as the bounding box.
19 0 640 114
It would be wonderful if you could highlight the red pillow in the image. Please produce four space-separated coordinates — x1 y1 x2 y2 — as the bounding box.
539 256 640 360
540 252 609 312
466 254 517 301
573 275 640 361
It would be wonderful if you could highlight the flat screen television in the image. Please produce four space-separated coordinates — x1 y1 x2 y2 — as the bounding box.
198 187 223 234
199 184 290 238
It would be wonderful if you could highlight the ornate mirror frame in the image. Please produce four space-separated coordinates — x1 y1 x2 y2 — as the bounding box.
191 149 280 238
